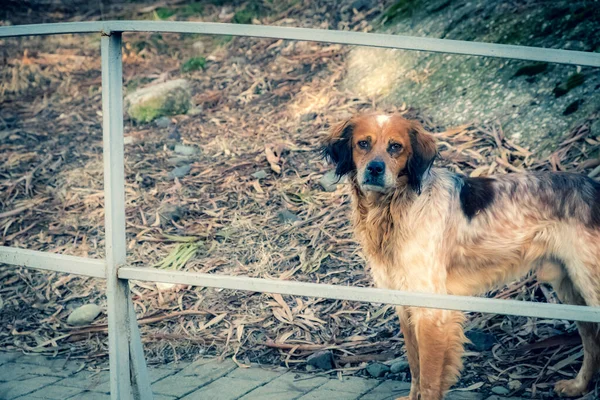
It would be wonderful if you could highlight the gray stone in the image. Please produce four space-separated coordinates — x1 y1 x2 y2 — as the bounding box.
306 351 334 371
0 352 21 365
0 375 60 399
226 366 285 382
491 386 510 395
174 144 199 156
278 210 300 223
366 362 390 378
123 136 135 145
27 384 84 399
251 170 268 179
319 170 344 192
58 370 110 392
390 361 410 374
238 373 328 400
359 380 410 400
318 376 379 394
70 392 111 400
181 376 262 400
126 79 192 124
300 112 317 122
447 392 483 400
297 389 360 400
155 116 172 128
466 330 496 352
152 359 237 397
67 304 102 326
168 164 191 180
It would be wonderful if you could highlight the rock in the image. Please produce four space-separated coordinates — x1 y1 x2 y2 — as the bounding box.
167 156 193 166
67 304 101 326
155 116 172 128
192 41 205 56
174 144 199 156
168 164 191 180
319 170 344 192
300 112 317 122
508 380 521 390
390 361 410 374
126 79 192 124
307 351 334 370
491 386 510 395
465 330 496 352
158 204 182 224
252 170 268 179
123 136 135 145
278 210 300 223
366 362 390 378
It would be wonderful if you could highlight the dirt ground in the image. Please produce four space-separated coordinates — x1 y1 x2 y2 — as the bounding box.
1 1 599 399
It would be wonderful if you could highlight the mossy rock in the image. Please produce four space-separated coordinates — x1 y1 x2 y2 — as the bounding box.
125 79 192 124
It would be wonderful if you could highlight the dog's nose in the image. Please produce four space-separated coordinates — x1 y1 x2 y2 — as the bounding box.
366 160 385 176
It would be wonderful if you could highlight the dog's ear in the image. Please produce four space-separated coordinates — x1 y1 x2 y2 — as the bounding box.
323 119 355 177
407 121 437 194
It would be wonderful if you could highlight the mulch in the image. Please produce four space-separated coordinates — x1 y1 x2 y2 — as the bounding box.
1 1 599 398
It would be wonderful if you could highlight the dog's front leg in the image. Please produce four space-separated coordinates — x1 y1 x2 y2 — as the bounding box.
412 308 466 400
396 306 420 400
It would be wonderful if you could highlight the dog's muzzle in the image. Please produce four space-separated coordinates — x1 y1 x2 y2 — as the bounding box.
363 160 385 188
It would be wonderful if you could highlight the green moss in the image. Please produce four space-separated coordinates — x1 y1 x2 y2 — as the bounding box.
154 7 176 20
553 73 585 97
233 0 264 24
383 0 423 24
514 63 548 77
128 87 191 124
182 57 206 72
179 2 204 17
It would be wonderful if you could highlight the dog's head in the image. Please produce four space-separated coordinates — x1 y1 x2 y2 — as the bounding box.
323 113 437 194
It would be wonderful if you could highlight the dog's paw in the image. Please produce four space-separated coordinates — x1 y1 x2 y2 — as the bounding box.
554 378 588 397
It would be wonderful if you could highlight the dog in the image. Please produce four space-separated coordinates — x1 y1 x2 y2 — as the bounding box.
323 112 600 400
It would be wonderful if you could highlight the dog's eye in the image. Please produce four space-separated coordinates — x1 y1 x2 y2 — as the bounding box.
389 143 403 152
357 140 369 149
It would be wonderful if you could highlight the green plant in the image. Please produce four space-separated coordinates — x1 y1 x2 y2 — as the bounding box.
182 57 206 72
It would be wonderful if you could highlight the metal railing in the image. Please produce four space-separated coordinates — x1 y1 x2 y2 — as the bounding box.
1 20 599 400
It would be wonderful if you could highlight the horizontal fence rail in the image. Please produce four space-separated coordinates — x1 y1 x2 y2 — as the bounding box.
2 19 600 399
0 247 105 278
1 21 600 67
119 267 600 323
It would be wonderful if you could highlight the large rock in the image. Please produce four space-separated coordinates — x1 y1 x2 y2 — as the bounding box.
67 304 102 326
126 79 192 123
345 1 600 155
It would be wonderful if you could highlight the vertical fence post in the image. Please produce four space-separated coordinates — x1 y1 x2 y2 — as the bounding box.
101 30 153 400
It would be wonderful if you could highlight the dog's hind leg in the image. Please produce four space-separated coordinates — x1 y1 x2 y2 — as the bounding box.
539 261 600 397
396 307 420 400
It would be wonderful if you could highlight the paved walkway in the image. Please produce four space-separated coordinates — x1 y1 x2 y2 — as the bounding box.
0 352 518 400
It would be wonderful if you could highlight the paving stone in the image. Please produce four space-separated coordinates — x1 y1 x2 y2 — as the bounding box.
67 391 110 400
0 352 21 365
0 362 74 381
225 366 285 382
152 359 237 397
154 395 177 400
318 376 380 394
58 370 110 393
148 367 177 383
17 355 82 375
447 391 484 400
182 376 263 400
0 375 60 399
297 389 362 400
239 372 329 400
359 380 410 399
26 384 84 399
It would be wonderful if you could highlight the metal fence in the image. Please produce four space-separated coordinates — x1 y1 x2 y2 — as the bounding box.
1 20 599 400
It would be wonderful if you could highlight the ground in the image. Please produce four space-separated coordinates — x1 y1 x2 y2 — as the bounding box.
0 1 599 399
0 351 530 400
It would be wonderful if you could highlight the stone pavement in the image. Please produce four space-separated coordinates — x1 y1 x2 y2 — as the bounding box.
0 352 520 400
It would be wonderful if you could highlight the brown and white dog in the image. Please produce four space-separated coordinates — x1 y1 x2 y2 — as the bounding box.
323 113 600 400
